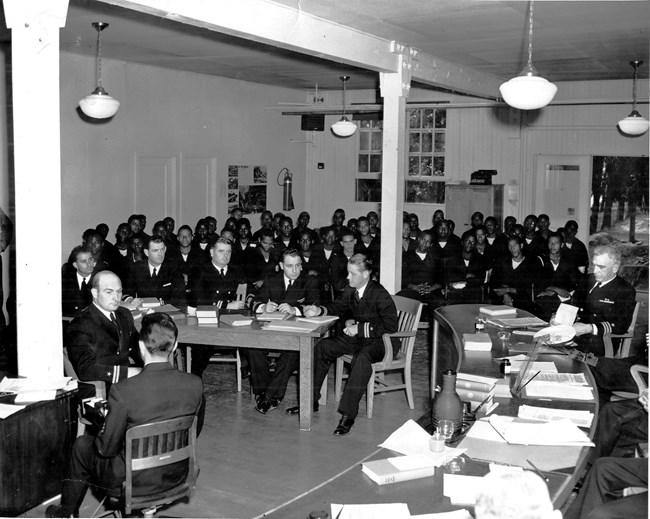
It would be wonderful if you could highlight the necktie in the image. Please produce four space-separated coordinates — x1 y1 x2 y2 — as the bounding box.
220 268 225 278
110 312 122 339
589 282 600 294
81 278 88 291
152 268 158 279
354 290 360 305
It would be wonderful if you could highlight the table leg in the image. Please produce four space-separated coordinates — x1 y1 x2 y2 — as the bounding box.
431 318 439 400
186 345 192 374
298 337 313 431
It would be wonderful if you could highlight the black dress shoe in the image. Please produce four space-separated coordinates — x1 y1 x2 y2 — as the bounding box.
333 415 355 436
45 504 77 518
285 402 319 415
240 366 251 379
255 396 280 414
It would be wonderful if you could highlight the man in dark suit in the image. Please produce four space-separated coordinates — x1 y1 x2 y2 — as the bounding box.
47 312 205 519
66 271 142 398
293 254 398 436
572 245 636 357
398 230 443 306
123 236 186 308
62 244 94 317
188 238 248 376
249 248 320 414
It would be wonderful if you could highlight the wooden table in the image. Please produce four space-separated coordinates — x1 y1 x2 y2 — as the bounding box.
176 317 334 431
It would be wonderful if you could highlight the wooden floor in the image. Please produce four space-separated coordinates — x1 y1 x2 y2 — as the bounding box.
22 330 434 519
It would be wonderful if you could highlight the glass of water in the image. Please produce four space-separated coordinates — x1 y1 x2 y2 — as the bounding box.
437 419 455 441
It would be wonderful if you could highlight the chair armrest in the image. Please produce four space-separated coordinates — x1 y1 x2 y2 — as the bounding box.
80 380 107 399
384 331 417 339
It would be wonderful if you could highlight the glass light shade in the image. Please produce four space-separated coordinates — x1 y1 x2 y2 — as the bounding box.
79 87 120 119
618 110 650 136
499 74 558 110
331 117 357 137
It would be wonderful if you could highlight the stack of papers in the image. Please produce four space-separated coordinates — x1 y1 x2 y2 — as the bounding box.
0 376 74 407
518 405 594 428
263 320 321 333
486 317 547 328
219 314 253 327
443 474 485 506
258 311 290 321
479 305 517 317
462 333 492 351
296 316 339 325
488 415 594 446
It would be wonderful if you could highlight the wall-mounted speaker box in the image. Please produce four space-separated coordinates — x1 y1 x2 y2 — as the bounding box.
301 114 325 131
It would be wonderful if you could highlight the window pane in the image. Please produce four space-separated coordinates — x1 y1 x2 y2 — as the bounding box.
358 154 369 173
408 156 420 176
434 133 445 153
408 109 420 129
371 132 382 151
433 156 445 176
369 154 382 172
409 133 421 152
359 120 371 129
420 157 432 176
359 132 369 151
356 179 382 202
422 132 432 153
405 180 446 204
424 109 434 128
435 109 446 129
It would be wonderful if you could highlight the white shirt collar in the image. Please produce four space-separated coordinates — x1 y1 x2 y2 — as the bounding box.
93 302 113 321
356 282 369 299
76 272 89 289
148 262 160 276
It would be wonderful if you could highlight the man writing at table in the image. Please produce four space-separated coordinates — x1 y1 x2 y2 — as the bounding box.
47 312 205 519
66 271 142 398
249 248 320 414
288 254 397 436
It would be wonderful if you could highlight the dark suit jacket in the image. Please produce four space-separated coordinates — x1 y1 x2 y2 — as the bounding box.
166 246 207 280
402 250 441 287
252 272 320 312
66 304 141 388
575 274 637 336
61 268 92 317
189 262 247 308
95 362 205 496
446 250 488 286
245 247 280 284
124 259 186 307
322 280 398 341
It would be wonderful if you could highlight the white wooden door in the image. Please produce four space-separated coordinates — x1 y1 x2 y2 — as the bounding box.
180 156 218 229
133 155 177 228
533 155 591 245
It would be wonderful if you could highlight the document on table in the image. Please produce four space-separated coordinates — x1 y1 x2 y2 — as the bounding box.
553 303 579 326
411 509 473 519
0 403 26 419
523 381 594 400
0 376 72 392
443 474 485 506
488 415 594 446
296 315 339 324
331 503 410 519
518 405 594 428
379 419 432 455
508 360 558 373
388 448 467 471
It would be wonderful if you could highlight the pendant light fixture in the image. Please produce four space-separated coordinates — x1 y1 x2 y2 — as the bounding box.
331 75 357 137
79 22 120 119
499 0 557 110
618 60 649 136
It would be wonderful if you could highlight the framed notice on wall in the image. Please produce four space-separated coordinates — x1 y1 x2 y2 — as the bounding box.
228 165 267 214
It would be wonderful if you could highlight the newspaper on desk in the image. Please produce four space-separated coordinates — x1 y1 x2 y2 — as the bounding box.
0 376 75 405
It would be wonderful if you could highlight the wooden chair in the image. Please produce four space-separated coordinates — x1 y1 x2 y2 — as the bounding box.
207 283 247 392
95 415 199 518
334 295 423 418
603 301 641 358
611 364 648 402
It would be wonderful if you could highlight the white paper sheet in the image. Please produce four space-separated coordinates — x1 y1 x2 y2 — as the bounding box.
0 403 26 419
443 474 485 506
379 419 432 455
518 405 594 428
331 503 411 519
0 376 71 392
488 415 594 446
388 448 466 471
412 510 473 519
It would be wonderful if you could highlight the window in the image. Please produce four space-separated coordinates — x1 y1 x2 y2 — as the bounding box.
356 119 383 202
355 109 447 204
405 108 446 204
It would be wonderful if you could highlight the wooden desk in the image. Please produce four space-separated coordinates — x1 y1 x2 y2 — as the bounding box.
177 318 334 431
0 391 75 516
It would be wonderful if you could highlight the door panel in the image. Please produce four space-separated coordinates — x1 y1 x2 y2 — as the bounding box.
133 156 177 227
180 156 218 228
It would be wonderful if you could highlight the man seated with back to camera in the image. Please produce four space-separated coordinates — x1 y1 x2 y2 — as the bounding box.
66 271 142 399
188 238 247 377
47 312 205 519
288 254 398 436
249 248 320 414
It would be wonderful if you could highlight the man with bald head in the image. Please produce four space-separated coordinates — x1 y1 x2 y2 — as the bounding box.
66 270 142 398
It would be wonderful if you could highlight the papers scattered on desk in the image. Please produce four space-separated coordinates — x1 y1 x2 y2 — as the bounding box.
523 381 593 401
411 510 472 519
219 314 253 327
486 317 547 329
331 503 410 519
462 333 492 351
0 403 26 419
443 474 485 506
0 376 72 393
479 305 517 317
296 315 339 325
140 297 162 308
534 372 588 385
379 419 432 455
508 360 558 374
554 303 579 326
518 405 594 428
488 415 594 446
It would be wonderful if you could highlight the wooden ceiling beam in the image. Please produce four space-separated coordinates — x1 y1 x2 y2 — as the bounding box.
98 0 502 98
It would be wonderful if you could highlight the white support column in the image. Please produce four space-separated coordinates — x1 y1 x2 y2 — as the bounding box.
378 44 413 294
3 0 69 377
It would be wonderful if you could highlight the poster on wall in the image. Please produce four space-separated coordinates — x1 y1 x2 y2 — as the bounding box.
228 165 267 214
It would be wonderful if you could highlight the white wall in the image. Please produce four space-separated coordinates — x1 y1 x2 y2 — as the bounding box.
60 53 308 262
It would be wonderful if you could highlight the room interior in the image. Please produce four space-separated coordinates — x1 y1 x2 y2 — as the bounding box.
0 0 648 517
